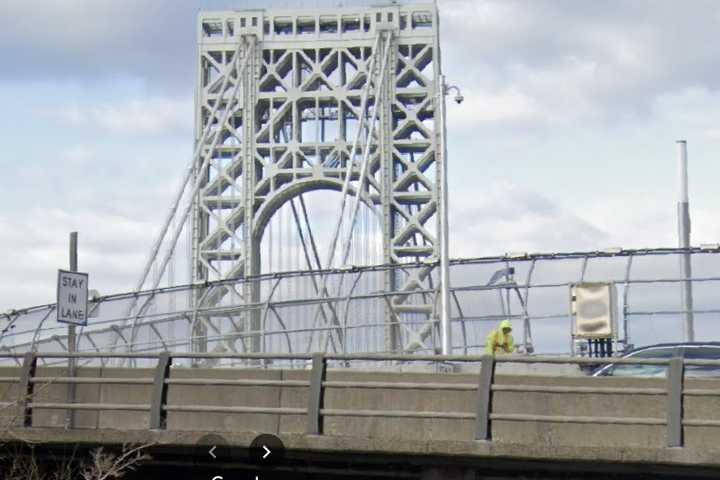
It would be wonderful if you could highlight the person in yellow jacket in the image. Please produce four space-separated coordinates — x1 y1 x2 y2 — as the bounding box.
485 319 514 356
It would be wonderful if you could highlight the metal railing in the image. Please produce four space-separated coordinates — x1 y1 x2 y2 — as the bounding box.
3 247 720 361
2 352 719 449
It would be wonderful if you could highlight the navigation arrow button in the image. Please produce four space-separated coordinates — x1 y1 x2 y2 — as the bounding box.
249 434 285 465
196 434 228 464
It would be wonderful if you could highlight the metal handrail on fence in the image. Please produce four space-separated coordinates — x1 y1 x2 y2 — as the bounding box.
3 352 720 448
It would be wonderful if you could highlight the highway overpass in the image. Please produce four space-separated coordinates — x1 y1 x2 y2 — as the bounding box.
1 352 719 478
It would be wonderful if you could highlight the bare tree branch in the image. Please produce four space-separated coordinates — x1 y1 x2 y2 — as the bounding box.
80 443 153 480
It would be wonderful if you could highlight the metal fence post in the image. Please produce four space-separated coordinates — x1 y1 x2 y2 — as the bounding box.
667 356 684 447
150 352 172 430
306 353 327 435
16 352 37 428
474 354 495 441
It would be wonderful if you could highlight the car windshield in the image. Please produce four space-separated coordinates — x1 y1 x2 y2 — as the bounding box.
603 347 676 377
683 346 720 377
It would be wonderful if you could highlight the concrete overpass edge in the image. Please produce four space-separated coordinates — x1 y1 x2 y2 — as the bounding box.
3 428 720 471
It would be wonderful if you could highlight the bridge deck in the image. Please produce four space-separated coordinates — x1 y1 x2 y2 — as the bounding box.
1 353 720 477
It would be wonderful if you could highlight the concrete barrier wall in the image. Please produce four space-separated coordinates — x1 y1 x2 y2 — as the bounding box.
32 366 102 429
491 375 667 448
167 368 284 433
684 377 720 449
1 366 718 451
322 370 476 442
0 367 20 428
97 367 151 430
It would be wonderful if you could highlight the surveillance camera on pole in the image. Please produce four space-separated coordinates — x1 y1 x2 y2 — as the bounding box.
437 79 464 355
444 84 464 104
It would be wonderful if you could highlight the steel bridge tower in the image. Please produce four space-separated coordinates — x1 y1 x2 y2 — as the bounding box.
190 3 448 354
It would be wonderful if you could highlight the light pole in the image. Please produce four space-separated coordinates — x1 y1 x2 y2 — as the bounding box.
438 78 463 355
676 140 694 341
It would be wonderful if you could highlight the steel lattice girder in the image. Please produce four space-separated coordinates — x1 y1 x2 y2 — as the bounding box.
192 5 444 353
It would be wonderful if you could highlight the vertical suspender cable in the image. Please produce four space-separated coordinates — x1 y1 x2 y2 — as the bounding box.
338 33 392 270
323 34 381 270
303 37 382 351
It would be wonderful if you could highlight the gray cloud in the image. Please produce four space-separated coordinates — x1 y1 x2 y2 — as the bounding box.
3 0 718 128
0 0 402 92
54 98 193 136
441 0 720 128
0 202 192 311
449 180 611 257
0 1 197 91
3 0 719 110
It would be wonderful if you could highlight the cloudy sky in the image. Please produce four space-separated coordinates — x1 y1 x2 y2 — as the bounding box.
2 0 720 317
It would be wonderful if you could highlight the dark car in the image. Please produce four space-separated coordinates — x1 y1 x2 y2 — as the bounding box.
592 342 720 378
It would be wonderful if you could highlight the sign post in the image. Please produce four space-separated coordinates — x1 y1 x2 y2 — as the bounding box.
57 232 87 429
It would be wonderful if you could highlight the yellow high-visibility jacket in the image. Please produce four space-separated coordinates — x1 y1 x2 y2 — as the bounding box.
485 319 514 356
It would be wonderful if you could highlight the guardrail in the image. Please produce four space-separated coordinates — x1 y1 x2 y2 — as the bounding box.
2 352 719 448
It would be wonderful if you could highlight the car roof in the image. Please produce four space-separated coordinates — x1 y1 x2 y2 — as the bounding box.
623 342 720 356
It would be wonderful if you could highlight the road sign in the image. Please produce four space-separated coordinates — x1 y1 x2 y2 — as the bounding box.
57 269 89 326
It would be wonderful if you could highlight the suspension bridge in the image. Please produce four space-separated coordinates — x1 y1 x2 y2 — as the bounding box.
2 3 720 478
2 2 719 361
